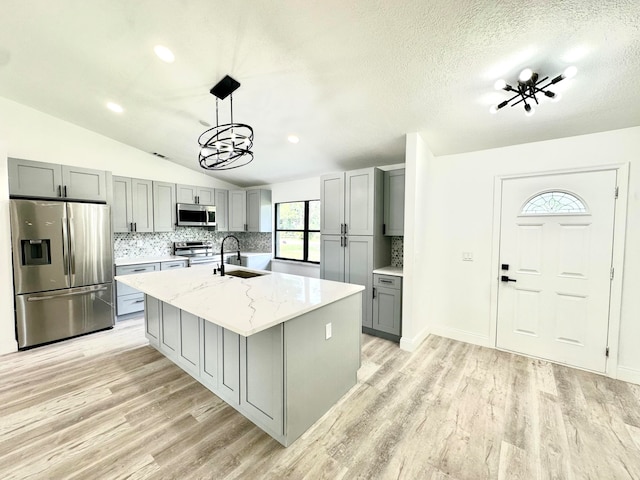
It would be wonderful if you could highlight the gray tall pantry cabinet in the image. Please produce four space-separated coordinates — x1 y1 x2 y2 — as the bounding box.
320 168 390 328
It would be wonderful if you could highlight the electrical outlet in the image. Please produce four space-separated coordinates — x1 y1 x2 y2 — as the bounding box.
462 252 473 262
325 323 332 340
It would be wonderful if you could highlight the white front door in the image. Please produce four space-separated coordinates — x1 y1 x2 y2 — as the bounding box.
497 170 617 372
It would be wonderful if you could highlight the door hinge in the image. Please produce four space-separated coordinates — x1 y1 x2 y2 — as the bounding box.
610 267 615 280
615 186 619 199
606 346 610 357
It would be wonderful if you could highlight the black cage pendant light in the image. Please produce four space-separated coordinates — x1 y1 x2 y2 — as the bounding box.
198 75 254 170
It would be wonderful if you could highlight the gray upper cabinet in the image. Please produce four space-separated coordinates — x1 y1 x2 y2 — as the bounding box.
246 189 272 232
383 169 405 236
8 158 106 202
214 188 229 232
321 168 379 236
131 178 154 232
320 173 345 235
62 165 107 202
112 176 154 232
176 184 215 205
196 187 215 205
229 190 247 232
176 184 197 204
345 169 376 236
112 176 133 233
152 181 176 232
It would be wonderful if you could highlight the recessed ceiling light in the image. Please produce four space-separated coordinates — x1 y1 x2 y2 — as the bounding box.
106 101 124 113
287 135 299 144
154 45 175 63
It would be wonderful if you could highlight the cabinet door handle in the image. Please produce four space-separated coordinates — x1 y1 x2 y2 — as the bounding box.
244 223 247 231
380 279 393 284
383 224 386 235
373 287 376 299
340 223 344 234
196 195 199 204
58 185 62 197
133 299 145 304
344 224 348 234
63 185 67 197
134 222 137 232
133 268 146 272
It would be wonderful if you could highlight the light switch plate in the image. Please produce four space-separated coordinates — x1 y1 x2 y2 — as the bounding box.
325 323 332 340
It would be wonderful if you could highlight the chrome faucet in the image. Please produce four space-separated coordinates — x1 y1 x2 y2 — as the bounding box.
219 235 241 276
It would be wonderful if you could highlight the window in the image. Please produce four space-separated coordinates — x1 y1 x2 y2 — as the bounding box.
521 191 588 215
275 200 320 263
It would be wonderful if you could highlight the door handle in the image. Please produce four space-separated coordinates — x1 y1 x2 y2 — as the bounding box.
63 185 68 197
501 275 516 283
134 222 137 232
373 287 377 299
58 185 62 197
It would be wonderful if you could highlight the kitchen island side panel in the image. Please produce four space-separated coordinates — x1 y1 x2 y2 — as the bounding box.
284 293 361 443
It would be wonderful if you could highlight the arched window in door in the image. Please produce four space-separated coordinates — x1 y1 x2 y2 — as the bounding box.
521 190 588 215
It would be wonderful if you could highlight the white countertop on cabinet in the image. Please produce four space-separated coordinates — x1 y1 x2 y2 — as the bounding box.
372 266 404 277
115 265 364 336
115 255 190 267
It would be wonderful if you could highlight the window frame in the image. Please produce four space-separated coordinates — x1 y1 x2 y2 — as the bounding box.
274 200 320 264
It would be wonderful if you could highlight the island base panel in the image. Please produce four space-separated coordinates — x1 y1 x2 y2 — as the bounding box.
144 292 361 446
284 294 361 443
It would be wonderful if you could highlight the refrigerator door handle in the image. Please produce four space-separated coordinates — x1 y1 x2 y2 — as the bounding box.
69 219 76 275
26 285 109 301
62 221 70 278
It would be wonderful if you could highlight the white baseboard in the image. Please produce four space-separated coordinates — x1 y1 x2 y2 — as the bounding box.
617 366 640 386
428 325 492 349
0 337 18 356
399 326 430 352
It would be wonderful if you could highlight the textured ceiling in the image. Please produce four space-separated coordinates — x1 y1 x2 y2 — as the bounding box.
0 1 639 186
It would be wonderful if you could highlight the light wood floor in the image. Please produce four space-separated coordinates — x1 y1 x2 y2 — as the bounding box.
1 318 640 479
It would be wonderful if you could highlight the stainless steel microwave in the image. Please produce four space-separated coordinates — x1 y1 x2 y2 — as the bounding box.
176 203 216 227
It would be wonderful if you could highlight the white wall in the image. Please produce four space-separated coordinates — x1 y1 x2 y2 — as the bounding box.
400 133 432 351
0 96 242 355
404 126 640 381
0 142 14 354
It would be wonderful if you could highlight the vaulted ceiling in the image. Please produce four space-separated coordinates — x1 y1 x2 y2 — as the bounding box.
1 1 639 186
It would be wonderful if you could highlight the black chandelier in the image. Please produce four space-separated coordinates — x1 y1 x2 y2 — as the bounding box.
490 66 577 116
198 75 254 170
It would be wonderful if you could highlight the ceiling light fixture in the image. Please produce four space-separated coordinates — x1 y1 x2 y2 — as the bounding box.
287 135 299 144
106 101 124 113
490 66 577 116
153 45 175 63
198 75 254 171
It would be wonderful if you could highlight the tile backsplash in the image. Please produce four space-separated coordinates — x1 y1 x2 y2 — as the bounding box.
114 227 272 258
391 236 404 268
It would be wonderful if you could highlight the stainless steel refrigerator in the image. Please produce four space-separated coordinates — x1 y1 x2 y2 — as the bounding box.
10 199 114 349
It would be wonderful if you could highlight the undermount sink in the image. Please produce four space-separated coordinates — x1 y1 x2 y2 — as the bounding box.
225 270 268 279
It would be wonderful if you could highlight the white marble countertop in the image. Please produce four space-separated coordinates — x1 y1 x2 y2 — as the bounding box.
115 255 190 267
372 266 404 277
115 264 364 336
240 252 272 258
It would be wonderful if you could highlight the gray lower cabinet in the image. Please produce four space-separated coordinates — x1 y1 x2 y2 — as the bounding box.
115 260 186 316
8 157 107 202
160 302 180 360
370 273 402 340
240 324 283 434
145 296 161 347
320 235 375 328
219 328 241 405
177 311 200 377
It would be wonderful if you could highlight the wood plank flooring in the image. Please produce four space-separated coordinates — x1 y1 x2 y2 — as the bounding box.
1 317 640 479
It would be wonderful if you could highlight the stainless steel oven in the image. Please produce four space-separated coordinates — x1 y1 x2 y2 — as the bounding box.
176 203 216 227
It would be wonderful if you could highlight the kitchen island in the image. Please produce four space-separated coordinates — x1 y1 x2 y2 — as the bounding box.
115 265 364 446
